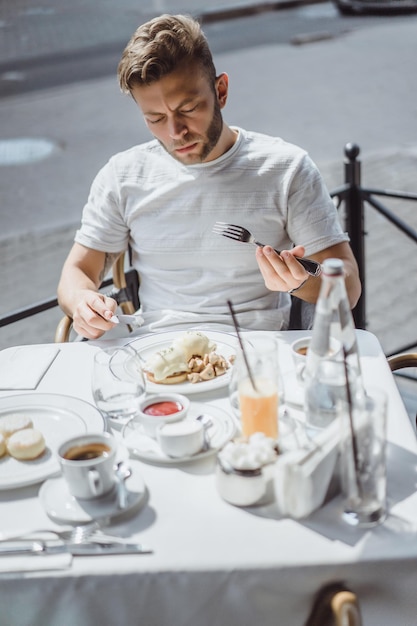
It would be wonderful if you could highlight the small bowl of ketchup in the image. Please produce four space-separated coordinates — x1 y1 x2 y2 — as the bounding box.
135 393 190 438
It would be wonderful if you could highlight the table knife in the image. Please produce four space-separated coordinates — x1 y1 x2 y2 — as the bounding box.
109 314 144 327
0 540 152 556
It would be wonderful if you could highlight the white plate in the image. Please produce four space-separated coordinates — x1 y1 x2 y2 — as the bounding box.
0 393 105 490
123 402 236 465
39 467 146 524
128 330 238 395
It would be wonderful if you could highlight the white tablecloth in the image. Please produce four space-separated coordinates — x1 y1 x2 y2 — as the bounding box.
0 330 416 626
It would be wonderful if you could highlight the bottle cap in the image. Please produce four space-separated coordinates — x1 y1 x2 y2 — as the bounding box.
322 258 344 276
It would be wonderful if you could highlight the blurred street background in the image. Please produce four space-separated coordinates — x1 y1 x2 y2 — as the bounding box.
0 0 416 362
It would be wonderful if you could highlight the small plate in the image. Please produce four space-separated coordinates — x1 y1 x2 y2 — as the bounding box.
39 468 146 524
128 330 238 395
122 402 236 465
0 393 105 490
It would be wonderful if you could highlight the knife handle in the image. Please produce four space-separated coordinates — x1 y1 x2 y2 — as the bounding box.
0 540 43 555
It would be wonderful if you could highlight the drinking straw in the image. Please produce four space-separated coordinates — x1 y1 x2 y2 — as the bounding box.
342 347 362 495
227 300 258 393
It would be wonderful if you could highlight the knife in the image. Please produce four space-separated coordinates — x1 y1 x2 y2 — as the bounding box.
109 314 144 327
0 540 152 556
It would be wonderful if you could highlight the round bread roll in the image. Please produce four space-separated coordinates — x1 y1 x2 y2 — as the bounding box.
145 371 188 385
0 413 33 439
0 433 6 458
7 428 46 460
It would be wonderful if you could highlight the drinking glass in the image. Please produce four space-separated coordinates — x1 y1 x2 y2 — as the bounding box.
229 335 281 439
92 345 146 420
340 387 387 527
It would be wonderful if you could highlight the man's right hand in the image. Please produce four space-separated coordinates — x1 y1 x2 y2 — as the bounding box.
71 290 118 339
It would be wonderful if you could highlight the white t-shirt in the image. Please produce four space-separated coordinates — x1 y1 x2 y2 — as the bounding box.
75 127 348 332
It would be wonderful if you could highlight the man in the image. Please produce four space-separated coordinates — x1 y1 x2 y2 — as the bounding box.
57 14 360 339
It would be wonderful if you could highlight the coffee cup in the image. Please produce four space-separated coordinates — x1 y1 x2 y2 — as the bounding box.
58 432 118 500
290 337 341 382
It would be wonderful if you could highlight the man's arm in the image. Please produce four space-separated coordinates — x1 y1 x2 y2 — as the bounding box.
256 241 361 309
57 243 122 339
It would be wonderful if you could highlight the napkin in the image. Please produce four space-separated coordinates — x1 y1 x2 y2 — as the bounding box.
0 345 60 390
0 552 72 573
274 420 340 519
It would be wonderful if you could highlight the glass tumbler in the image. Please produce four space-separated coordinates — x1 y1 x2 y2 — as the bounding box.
340 387 388 527
92 345 146 420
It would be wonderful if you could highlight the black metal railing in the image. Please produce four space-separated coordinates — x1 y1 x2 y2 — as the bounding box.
330 143 417 356
1 143 416 359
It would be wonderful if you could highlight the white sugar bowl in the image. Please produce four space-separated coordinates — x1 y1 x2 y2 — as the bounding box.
215 433 278 507
216 457 266 507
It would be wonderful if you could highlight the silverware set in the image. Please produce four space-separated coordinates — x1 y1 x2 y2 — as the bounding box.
0 520 152 556
212 222 322 277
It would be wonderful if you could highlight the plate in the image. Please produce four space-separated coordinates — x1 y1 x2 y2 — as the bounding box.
128 330 238 395
0 393 105 490
122 402 236 465
39 467 146 524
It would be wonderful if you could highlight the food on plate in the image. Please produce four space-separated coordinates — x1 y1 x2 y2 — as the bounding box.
0 413 33 439
144 330 233 385
0 434 6 458
6 428 46 460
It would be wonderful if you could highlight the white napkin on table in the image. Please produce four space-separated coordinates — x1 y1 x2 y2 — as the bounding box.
274 419 340 519
0 552 72 573
0 345 60 390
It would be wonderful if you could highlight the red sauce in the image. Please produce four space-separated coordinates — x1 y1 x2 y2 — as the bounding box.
143 401 183 416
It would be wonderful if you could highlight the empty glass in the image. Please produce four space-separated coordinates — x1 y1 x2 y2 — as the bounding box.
92 345 146 420
340 387 388 527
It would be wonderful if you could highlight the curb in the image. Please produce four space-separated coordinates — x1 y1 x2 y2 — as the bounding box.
197 0 327 22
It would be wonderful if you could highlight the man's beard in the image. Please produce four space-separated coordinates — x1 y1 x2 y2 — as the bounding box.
159 101 223 164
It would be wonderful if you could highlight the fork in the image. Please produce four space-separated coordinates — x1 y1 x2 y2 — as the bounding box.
0 521 101 544
212 222 322 277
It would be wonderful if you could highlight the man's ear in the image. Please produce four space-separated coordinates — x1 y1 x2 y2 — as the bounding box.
215 72 229 108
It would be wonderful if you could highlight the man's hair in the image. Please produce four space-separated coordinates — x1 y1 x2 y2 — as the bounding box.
118 14 217 94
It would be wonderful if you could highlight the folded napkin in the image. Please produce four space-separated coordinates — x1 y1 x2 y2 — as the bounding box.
0 552 72 573
274 419 340 519
0 345 60 390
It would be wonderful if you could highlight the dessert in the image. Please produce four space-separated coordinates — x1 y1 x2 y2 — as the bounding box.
7 428 46 460
0 413 33 439
0 433 6 458
144 330 232 384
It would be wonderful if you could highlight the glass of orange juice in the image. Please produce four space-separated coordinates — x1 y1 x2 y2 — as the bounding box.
232 335 280 440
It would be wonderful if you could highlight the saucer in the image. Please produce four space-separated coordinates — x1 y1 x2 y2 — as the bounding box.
39 470 146 524
122 402 236 465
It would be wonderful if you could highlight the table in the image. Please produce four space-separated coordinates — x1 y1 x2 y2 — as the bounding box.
1 330 416 626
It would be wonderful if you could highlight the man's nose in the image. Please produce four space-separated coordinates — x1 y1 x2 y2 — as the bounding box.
168 116 187 139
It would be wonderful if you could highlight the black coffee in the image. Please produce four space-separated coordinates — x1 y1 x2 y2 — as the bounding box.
63 442 111 461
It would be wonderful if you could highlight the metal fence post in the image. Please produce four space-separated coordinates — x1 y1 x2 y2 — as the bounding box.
344 143 366 329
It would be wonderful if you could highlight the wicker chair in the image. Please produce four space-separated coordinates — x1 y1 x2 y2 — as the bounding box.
305 583 362 626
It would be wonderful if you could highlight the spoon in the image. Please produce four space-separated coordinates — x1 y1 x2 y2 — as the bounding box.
115 462 132 509
196 414 214 452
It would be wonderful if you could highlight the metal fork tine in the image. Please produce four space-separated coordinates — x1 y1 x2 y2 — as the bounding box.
217 232 241 241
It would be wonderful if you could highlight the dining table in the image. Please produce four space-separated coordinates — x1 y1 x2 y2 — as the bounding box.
0 328 416 626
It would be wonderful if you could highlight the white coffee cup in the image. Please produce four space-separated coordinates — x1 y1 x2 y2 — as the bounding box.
156 419 204 458
290 336 341 382
58 432 118 500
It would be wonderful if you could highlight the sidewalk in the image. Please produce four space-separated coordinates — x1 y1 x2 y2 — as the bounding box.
0 0 321 66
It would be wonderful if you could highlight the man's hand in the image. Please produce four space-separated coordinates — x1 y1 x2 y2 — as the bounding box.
256 244 308 293
71 290 118 340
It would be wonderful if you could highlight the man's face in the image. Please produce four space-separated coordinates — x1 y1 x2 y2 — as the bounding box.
131 62 226 165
